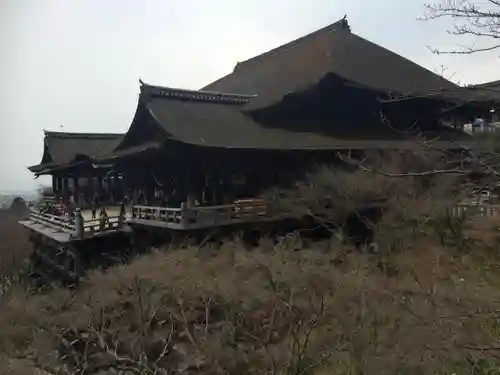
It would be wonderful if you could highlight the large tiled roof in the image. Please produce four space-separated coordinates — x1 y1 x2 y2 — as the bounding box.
202 18 459 109
29 18 488 173
28 131 123 173
105 83 470 156
473 79 500 89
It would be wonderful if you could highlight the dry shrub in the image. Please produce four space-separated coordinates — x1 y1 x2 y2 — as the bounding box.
269 158 470 254
0 242 499 375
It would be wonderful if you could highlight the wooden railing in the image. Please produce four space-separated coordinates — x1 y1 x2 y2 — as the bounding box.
450 204 500 219
27 208 125 239
28 200 500 235
81 216 123 234
29 210 75 234
131 199 500 230
132 205 183 224
131 198 280 229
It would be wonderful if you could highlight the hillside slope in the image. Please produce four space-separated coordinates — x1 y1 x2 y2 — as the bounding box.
1 241 500 375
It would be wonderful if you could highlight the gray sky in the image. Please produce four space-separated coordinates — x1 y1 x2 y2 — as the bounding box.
1 0 499 192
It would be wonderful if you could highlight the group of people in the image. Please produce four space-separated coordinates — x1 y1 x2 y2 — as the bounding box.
40 195 114 225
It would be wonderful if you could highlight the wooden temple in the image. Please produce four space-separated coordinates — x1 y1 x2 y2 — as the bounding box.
22 17 500 237
28 131 124 207
471 80 500 123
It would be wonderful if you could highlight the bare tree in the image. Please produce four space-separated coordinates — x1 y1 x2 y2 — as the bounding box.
421 0 500 54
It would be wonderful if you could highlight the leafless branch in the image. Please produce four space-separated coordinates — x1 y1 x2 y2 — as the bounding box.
336 152 469 177
421 0 500 54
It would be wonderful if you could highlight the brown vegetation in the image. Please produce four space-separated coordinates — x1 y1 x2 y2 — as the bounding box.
0 201 32 279
1 169 500 374
1 243 500 374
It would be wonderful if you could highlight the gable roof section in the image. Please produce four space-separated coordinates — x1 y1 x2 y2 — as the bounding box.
202 18 458 109
108 84 257 154
468 80 500 104
29 131 123 173
473 79 500 89
104 82 470 157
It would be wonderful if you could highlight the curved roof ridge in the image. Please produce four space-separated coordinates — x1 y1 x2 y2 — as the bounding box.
141 81 257 98
140 81 257 104
472 79 500 88
44 131 123 139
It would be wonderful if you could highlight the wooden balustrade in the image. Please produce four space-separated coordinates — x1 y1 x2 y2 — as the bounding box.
450 204 500 219
29 210 75 233
131 200 500 230
132 205 183 224
81 216 122 234
28 200 500 236
131 198 284 229
28 207 125 239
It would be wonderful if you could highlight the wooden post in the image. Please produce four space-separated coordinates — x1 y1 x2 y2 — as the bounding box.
52 175 57 195
99 208 109 231
72 177 79 205
186 193 196 208
119 201 125 226
108 175 114 204
180 202 188 227
74 208 84 239
57 177 63 197
97 174 103 199
63 177 70 202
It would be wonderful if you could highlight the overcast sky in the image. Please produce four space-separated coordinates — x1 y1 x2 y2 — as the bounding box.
1 0 499 192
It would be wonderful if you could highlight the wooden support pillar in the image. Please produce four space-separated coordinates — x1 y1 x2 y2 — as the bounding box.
113 173 121 202
62 177 70 202
108 175 115 204
55 176 64 200
58 177 63 196
97 174 103 194
72 177 79 206
119 201 125 225
184 168 199 208
51 175 57 195
219 176 229 204
74 209 84 239
88 176 95 202
116 173 124 202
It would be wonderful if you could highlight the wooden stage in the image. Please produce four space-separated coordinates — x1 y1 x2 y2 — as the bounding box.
20 199 291 242
19 206 129 243
128 199 294 230
21 199 500 244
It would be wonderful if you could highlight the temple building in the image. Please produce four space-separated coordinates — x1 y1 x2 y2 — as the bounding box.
28 131 123 207
471 79 500 124
19 17 500 283
28 17 500 210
